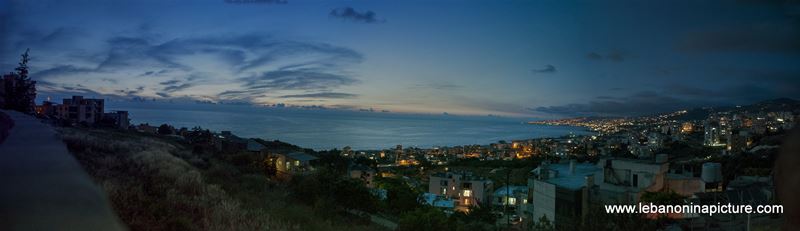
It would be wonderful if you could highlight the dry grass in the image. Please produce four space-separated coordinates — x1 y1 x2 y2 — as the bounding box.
59 127 385 231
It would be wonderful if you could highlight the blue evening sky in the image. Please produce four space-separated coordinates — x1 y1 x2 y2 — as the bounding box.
1 0 798 118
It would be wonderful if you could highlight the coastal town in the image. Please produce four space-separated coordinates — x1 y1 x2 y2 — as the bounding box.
2 0 799 229
2 49 795 230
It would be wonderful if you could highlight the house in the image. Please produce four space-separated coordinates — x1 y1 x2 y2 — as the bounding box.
274 152 318 175
246 139 266 154
218 131 247 152
136 123 158 134
528 160 599 230
428 171 493 211
594 157 669 203
349 165 376 188
34 101 57 117
102 111 129 129
56 96 104 125
493 185 528 216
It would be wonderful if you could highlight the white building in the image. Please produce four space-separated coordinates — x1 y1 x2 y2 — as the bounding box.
428 171 493 211
528 160 598 229
594 157 669 203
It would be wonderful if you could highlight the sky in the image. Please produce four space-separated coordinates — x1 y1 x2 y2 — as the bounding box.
1 0 799 118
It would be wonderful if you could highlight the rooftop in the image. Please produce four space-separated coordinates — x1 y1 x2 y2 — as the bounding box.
536 162 599 190
493 186 528 196
287 152 318 162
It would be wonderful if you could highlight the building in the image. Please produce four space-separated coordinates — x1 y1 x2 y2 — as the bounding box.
246 139 266 154
493 185 528 216
56 96 104 125
274 152 318 176
35 101 57 117
349 165 376 188
726 129 750 154
528 160 599 229
680 122 694 134
704 120 724 146
102 111 129 129
135 123 158 134
594 157 669 203
428 171 493 211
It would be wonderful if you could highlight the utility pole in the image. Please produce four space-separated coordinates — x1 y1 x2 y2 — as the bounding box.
506 168 511 227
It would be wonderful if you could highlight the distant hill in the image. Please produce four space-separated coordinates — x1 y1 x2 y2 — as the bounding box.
673 98 799 121
739 98 800 113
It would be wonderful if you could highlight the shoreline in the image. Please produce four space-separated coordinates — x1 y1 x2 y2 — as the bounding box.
133 119 594 152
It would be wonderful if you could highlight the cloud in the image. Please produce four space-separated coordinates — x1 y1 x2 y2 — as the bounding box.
26 28 364 103
11 27 86 52
586 52 603 60
531 64 556 73
530 91 700 117
93 33 364 76
33 65 96 79
139 69 169 77
278 92 358 99
217 69 360 100
243 70 358 91
329 7 385 23
532 79 800 117
159 79 180 85
163 83 194 92
412 82 462 90
585 51 629 62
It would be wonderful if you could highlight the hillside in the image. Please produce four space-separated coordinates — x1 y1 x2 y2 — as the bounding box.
58 127 386 231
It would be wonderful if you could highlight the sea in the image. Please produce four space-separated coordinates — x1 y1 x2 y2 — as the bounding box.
106 101 591 151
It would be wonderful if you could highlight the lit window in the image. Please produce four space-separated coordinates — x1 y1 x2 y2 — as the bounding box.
463 189 472 197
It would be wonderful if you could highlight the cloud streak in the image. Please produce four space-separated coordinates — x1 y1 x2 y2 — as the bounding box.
278 92 358 99
586 51 629 62
25 29 365 103
531 64 556 74
329 7 385 23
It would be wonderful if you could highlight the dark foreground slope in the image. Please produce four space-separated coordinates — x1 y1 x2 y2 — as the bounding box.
58 127 386 231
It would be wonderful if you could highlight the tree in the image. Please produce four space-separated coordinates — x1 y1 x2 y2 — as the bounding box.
2 49 36 114
640 190 685 205
465 204 496 224
157 124 173 135
378 177 421 215
288 167 380 216
397 206 450 231
448 205 496 231
531 215 555 231
578 204 657 231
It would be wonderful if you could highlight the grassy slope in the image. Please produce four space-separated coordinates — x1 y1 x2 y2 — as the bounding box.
58 127 385 231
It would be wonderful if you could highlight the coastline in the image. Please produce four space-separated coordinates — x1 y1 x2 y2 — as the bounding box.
108 103 593 151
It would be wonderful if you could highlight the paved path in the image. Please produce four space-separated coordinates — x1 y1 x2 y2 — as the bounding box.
0 110 125 231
